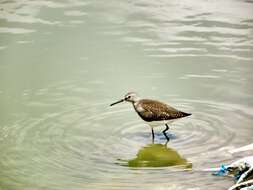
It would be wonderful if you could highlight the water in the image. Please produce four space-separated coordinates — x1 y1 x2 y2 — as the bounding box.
0 0 253 189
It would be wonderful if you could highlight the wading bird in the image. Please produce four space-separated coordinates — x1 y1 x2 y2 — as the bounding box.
110 92 191 141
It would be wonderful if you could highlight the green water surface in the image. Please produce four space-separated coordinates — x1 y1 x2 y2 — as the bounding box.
0 0 253 190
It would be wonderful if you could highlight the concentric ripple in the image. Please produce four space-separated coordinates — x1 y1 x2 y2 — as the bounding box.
1 80 252 190
1 0 253 189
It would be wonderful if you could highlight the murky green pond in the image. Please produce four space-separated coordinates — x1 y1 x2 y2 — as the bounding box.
0 0 253 189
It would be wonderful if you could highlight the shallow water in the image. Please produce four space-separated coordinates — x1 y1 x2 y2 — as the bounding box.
0 0 253 189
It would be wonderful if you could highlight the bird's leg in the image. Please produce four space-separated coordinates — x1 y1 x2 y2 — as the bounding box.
151 128 155 143
164 140 169 147
163 124 170 141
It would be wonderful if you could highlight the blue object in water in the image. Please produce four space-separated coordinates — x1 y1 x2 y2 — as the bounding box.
212 164 227 176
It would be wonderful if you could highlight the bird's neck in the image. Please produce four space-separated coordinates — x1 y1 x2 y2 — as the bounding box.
132 100 140 107
132 97 141 103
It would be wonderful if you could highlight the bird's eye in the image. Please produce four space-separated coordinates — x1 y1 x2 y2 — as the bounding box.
128 96 131 99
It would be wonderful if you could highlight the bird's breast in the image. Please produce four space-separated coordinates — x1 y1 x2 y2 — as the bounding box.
134 103 145 112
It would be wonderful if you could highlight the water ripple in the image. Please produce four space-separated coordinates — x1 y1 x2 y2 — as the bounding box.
1 79 252 189
97 0 253 62
1 81 253 188
1 0 253 189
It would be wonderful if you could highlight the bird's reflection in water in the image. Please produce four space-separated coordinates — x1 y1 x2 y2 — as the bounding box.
120 143 191 168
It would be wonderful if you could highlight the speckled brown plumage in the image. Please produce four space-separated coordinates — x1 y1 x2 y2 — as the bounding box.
134 99 191 122
110 92 192 141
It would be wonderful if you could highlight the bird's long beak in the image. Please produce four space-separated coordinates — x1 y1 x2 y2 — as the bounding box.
110 99 125 106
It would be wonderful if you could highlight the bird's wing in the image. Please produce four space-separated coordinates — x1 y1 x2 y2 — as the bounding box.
136 99 190 122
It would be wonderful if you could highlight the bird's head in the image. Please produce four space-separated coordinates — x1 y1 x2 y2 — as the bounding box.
110 92 139 106
124 92 139 103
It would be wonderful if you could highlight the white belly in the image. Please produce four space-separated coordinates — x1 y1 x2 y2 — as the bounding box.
146 119 176 128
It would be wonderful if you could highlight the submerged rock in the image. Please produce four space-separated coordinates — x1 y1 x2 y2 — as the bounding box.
127 143 191 168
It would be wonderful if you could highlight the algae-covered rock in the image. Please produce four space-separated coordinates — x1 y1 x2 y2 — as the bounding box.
127 143 191 168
